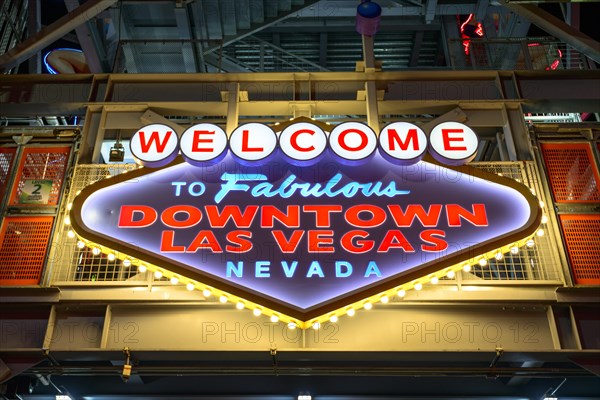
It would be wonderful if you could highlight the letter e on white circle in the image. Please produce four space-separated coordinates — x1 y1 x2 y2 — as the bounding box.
429 122 478 166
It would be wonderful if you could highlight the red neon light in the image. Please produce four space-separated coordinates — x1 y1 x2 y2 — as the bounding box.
460 14 484 56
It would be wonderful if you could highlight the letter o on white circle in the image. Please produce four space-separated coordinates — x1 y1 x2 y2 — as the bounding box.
328 122 377 162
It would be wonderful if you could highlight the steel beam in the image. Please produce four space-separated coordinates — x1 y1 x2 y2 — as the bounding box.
0 0 117 72
504 3 600 64
64 0 105 73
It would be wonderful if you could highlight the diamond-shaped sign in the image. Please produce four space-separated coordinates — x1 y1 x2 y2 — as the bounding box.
71 149 540 324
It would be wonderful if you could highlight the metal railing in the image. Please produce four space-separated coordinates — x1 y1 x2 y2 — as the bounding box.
448 37 591 70
47 161 563 286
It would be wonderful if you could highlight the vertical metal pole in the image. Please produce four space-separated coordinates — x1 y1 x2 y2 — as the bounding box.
226 82 240 136
362 35 380 133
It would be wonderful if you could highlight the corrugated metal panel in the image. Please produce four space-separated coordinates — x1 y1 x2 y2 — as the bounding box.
560 215 600 285
0 216 54 285
9 146 70 206
540 142 600 203
0 147 17 202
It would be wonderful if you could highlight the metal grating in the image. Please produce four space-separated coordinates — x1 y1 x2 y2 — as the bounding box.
560 215 600 285
540 143 600 203
9 147 70 206
49 164 148 284
48 162 561 285
0 216 53 285
0 147 16 203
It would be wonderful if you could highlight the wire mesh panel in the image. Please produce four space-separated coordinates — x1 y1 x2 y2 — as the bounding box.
49 164 148 284
0 216 54 285
540 143 600 203
0 147 17 203
48 162 561 285
559 215 600 285
9 146 70 206
462 162 561 282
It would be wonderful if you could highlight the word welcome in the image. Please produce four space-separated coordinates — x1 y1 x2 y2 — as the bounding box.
130 121 479 168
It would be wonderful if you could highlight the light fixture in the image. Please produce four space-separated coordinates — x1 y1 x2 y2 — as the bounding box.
92 247 101 256
253 308 262 316
526 239 535 248
462 264 471 272
541 215 548 224
64 216 71 225
219 295 228 303
312 322 320 330
270 315 279 323
67 230 75 238
397 289 406 298
446 270 455 279
56 395 73 400
347 308 356 317
109 132 125 162
122 259 131 267
431 276 439 284
414 282 423 290
537 228 545 237
138 264 147 273
202 289 211 297
186 283 194 291
236 301 245 310
329 315 338 323
380 295 389 303
298 395 312 400
510 246 519 255
494 252 502 261
154 270 163 279
76 241 85 249
288 322 297 330
107 253 115 261
363 302 373 310
170 277 179 285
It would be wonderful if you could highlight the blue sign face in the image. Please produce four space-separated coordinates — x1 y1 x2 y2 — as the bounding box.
71 150 540 322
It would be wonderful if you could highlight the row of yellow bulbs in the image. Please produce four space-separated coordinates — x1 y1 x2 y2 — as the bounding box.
65 216 544 330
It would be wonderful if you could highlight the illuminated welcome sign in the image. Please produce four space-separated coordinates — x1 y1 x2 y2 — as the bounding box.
71 119 541 328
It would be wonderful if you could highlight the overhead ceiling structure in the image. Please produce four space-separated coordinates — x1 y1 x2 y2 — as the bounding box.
1 1 600 400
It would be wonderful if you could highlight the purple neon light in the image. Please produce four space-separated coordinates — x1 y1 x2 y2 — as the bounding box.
79 154 532 311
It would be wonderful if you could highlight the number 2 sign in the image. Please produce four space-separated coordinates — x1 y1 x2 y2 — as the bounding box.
19 179 53 204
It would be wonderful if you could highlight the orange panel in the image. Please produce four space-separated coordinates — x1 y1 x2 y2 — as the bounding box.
560 215 600 285
9 146 70 206
540 143 600 203
0 147 17 203
0 216 54 285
